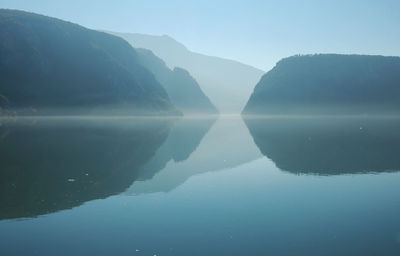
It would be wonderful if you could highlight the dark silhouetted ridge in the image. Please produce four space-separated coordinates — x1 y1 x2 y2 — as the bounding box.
0 9 178 115
243 54 400 115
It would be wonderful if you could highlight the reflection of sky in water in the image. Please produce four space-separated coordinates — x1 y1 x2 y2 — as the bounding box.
0 117 400 255
1 158 400 255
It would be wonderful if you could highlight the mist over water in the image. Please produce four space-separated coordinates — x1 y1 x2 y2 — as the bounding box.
1 3 400 255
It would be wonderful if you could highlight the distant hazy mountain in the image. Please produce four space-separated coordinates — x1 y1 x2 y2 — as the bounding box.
108 32 265 114
136 48 218 115
0 10 178 115
243 54 400 115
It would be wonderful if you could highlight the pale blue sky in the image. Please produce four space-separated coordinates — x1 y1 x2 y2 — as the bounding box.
1 0 399 70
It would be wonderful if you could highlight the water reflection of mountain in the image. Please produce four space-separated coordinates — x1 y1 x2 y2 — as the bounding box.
127 117 262 194
136 117 217 181
0 118 174 220
244 117 400 175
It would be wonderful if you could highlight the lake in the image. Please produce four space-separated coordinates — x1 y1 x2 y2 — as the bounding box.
1 115 400 256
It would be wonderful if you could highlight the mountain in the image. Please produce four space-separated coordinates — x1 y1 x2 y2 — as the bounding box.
244 117 400 175
243 54 400 115
0 9 178 115
107 32 265 114
136 48 218 115
135 117 217 182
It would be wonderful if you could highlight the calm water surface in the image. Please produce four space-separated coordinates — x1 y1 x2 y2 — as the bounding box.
1 116 400 256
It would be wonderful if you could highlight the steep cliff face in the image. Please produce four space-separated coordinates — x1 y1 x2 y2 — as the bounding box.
243 54 400 115
0 9 178 115
137 48 218 115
